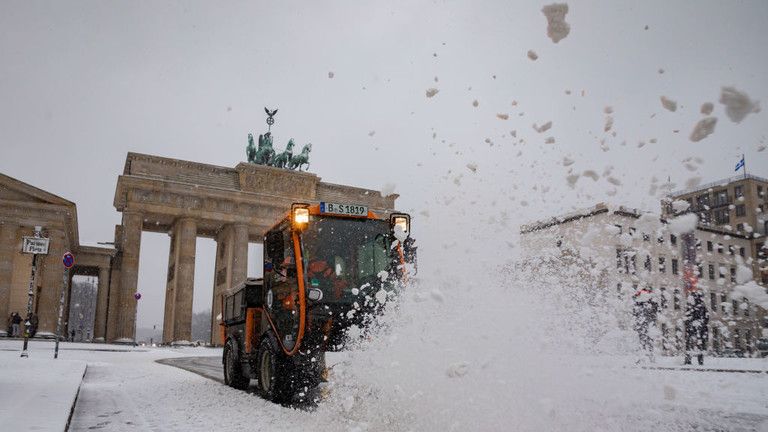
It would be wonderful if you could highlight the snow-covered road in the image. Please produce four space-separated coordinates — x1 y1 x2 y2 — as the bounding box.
3 340 768 431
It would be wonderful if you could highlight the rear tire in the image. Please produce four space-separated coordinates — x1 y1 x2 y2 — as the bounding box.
223 339 249 390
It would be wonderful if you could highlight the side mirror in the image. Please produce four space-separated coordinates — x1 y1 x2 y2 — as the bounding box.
307 288 323 302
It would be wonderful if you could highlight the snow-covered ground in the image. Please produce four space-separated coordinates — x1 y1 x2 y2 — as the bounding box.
0 342 86 431
1 336 767 431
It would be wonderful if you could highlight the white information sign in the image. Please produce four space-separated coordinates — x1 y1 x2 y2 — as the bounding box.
22 237 50 255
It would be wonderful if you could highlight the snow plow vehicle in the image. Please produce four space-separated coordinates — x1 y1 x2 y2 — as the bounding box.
220 202 413 402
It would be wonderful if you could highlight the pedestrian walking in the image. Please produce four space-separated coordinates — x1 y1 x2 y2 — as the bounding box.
11 312 23 337
684 291 709 365
29 313 39 338
633 288 659 362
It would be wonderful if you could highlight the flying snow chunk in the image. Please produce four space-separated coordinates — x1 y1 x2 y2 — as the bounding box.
668 213 698 234
534 121 553 133
562 156 575 166
368 130 375 137
545 137 556 144
446 362 469 378
381 183 396 196
671 200 690 213
719 86 760 123
472 99 479 107
430 289 445 303
542 3 571 43
426 88 439 98
733 281 768 308
660 96 678 112
328 71 335 79
527 50 539 61
700 102 714 115
466 163 478 173
604 116 614 132
689 117 717 142
685 176 702 189
582 170 599 181
496 113 509 120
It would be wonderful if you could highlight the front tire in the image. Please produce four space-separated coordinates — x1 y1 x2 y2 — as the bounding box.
223 339 249 390
255 334 293 403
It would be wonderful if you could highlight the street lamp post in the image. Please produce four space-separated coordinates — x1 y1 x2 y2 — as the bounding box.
20 226 49 358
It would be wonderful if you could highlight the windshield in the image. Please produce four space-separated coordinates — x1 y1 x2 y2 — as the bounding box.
300 216 393 303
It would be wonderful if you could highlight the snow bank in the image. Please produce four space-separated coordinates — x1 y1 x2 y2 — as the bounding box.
0 354 86 432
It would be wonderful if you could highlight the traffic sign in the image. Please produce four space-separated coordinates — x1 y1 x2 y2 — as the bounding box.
62 252 75 269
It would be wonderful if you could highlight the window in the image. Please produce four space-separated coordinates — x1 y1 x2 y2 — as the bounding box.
732 299 738 315
759 186 764 198
717 243 724 254
616 282 622 295
712 327 720 352
733 329 741 350
739 247 745 257
708 264 715 280
642 233 650 241
673 289 681 310
735 204 746 217
657 236 664 244
715 190 728 206
671 234 677 245
734 185 743 198
743 298 750 317
721 293 727 313
718 266 725 279
737 223 744 232
710 292 717 311
730 266 736 282
629 227 636 236
660 287 668 309
659 256 666 273
616 249 622 270
746 330 752 352
614 224 622 234
672 258 679 275
706 241 713 251
696 194 710 208
728 245 735 255
644 255 652 272
714 209 729 224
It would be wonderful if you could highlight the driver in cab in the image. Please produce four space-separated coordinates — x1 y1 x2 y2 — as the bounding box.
304 246 349 299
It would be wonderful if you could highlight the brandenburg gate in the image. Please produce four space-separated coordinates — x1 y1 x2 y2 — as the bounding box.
109 152 397 344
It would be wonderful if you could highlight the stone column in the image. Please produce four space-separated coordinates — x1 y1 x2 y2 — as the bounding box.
231 223 249 287
0 224 19 330
210 233 228 347
36 229 66 335
116 211 142 342
93 266 110 342
162 231 177 343
172 218 196 343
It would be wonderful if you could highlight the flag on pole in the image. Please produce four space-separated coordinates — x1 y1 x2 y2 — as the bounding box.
735 156 745 171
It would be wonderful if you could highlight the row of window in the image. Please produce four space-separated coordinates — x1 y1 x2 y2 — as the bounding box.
705 240 746 257
660 323 756 353
617 283 752 316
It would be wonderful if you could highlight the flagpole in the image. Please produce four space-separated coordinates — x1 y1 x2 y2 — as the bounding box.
743 153 746 179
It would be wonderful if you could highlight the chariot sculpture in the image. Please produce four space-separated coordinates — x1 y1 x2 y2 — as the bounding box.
246 108 312 172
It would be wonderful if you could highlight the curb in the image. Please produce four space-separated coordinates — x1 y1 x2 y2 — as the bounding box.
64 364 88 432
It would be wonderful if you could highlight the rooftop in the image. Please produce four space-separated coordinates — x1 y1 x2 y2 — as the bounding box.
669 173 768 197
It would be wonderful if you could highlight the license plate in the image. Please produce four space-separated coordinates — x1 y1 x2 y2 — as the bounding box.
320 202 368 217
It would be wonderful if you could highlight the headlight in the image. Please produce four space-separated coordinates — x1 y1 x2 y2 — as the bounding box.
292 204 310 229
390 213 410 237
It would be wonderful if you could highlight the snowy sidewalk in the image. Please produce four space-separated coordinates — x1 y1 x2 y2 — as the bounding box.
0 348 87 432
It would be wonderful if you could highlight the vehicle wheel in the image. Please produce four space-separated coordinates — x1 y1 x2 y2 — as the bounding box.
223 339 249 390
256 334 293 403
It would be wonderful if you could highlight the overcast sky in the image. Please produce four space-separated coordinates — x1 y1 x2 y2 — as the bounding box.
2 1 766 329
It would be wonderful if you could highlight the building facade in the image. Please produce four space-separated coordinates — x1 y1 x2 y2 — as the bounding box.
668 174 768 286
520 203 766 356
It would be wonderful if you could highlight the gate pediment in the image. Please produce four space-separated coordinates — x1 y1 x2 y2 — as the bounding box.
235 163 318 199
